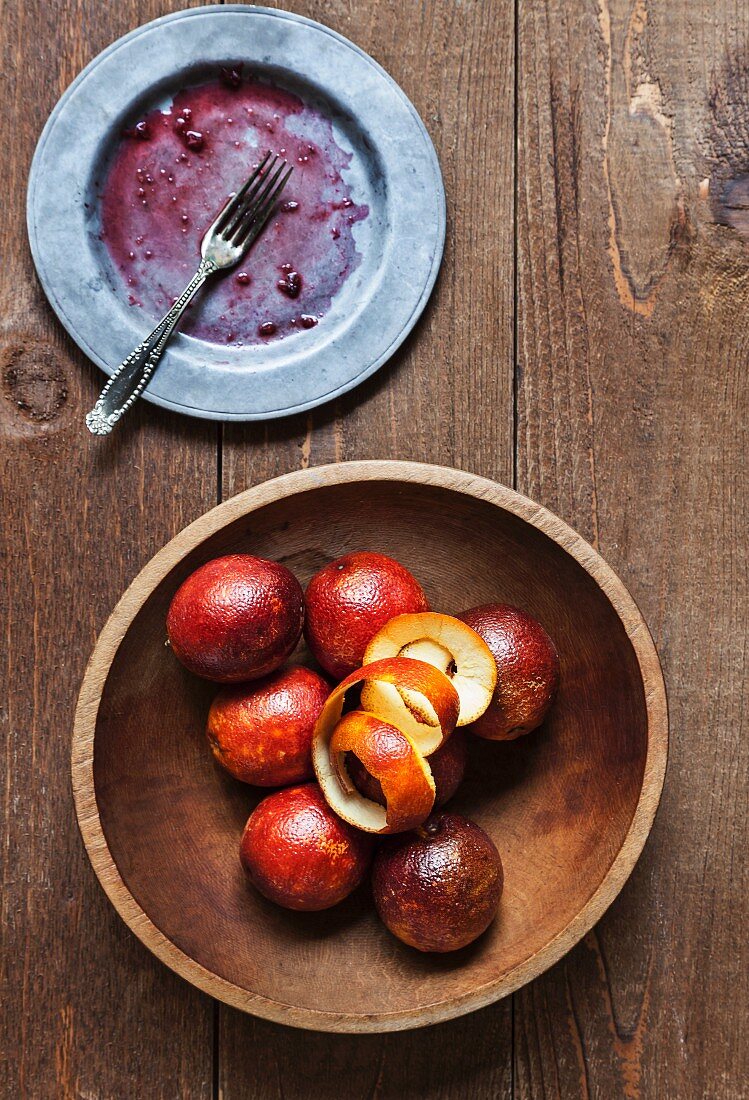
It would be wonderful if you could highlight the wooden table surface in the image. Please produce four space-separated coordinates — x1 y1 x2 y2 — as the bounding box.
2 1 747 1097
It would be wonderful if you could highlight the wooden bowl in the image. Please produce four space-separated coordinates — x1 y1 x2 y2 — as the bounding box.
73 461 667 1032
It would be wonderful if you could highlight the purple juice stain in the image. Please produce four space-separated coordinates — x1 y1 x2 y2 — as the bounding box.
100 76 369 346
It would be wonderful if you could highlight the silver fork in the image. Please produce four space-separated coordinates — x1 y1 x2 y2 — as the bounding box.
85 152 292 435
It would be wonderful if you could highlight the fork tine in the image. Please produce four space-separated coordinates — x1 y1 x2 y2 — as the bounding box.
231 164 293 249
216 151 272 232
225 158 287 244
236 165 293 248
220 153 278 237
207 151 273 238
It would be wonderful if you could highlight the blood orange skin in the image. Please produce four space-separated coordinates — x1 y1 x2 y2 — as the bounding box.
372 812 504 952
240 784 374 911
459 604 560 740
207 666 331 786
166 554 304 683
348 728 468 809
304 552 429 680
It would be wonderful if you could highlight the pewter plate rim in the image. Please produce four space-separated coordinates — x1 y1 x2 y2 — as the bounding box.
27 4 445 422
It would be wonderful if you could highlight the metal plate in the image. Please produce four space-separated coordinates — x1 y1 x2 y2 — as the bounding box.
27 5 445 421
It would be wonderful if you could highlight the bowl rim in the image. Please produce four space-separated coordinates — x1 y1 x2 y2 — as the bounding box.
72 460 668 1033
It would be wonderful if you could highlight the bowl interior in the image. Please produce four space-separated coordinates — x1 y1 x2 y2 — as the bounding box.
93 479 648 1018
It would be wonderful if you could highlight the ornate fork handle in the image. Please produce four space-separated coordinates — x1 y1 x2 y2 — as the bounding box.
85 257 218 436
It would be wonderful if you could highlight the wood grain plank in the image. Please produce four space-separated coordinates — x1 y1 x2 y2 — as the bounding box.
219 0 516 1095
220 1005 512 1100
0 3 217 1096
515 0 748 1096
222 0 515 487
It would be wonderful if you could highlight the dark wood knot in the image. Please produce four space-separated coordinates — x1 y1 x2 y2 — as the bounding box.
1 342 70 425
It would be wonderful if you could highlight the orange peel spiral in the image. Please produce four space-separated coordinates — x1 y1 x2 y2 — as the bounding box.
312 657 460 834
